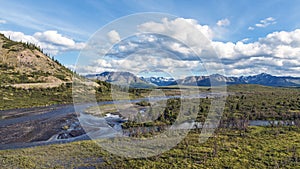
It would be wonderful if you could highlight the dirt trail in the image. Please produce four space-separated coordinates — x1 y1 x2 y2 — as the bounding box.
9 81 99 89
10 82 68 89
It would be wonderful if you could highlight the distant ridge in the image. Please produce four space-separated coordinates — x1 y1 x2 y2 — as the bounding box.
85 71 154 88
177 73 300 87
86 72 300 87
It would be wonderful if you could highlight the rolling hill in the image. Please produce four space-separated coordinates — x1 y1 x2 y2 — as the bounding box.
0 33 73 86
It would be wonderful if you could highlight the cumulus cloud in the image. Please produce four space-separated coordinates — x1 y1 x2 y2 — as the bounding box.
138 17 214 55
216 18 230 27
0 19 7 24
78 54 203 79
77 17 300 77
33 30 75 47
0 30 85 55
213 29 300 60
78 32 213 78
169 42 193 55
107 30 121 44
213 29 300 76
135 17 226 77
260 29 300 46
140 18 300 76
258 29 300 59
1 31 38 43
104 33 202 63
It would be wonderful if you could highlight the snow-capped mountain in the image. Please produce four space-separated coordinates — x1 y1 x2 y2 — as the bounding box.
140 76 177 86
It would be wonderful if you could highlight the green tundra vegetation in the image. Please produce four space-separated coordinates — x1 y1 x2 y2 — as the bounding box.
0 84 73 111
0 79 150 111
225 85 300 121
0 126 299 168
120 84 300 132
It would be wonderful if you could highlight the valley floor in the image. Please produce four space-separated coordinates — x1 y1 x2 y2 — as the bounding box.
1 84 299 168
0 126 299 168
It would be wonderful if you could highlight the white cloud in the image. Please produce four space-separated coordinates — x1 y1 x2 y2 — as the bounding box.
0 30 85 55
225 68 253 76
136 17 220 72
256 17 276 27
137 20 167 33
0 19 7 24
94 59 112 68
169 42 192 55
0 31 38 43
212 41 236 59
241 38 250 42
33 30 75 47
259 29 300 58
260 30 296 45
138 17 214 52
77 17 300 77
139 17 300 76
214 29 300 76
77 54 203 79
212 29 300 60
249 17 276 30
223 55 300 77
118 42 138 52
107 30 120 44
216 18 230 27
248 26 254 30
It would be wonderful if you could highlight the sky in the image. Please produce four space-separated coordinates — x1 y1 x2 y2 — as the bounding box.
0 0 300 77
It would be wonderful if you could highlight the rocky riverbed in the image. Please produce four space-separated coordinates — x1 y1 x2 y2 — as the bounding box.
0 107 85 145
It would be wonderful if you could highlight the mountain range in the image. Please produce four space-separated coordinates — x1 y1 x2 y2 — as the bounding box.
86 72 300 87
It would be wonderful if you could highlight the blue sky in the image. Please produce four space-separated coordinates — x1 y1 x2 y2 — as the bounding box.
0 0 300 76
